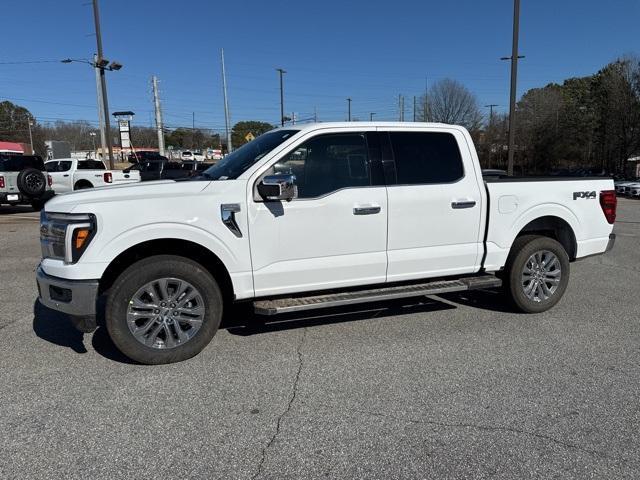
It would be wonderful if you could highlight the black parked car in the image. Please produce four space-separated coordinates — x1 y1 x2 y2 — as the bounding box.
131 159 215 182
127 151 168 163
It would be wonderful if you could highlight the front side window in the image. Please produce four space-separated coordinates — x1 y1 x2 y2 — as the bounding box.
389 131 464 185
45 161 72 172
270 133 370 199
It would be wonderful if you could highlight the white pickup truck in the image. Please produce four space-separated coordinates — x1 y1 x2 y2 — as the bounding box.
36 123 617 364
45 158 140 193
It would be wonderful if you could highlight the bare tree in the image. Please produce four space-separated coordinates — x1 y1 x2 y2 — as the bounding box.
417 78 483 130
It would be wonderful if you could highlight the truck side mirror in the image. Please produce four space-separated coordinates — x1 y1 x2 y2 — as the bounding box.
258 174 297 201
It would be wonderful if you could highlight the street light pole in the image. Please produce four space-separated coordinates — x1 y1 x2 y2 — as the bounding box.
276 68 286 126
370 113 376 121
505 0 521 176
27 118 34 153
347 97 352 122
92 0 114 168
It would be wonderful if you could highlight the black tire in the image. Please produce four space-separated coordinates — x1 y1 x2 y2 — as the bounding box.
74 181 93 190
105 255 223 364
503 235 570 313
17 168 46 196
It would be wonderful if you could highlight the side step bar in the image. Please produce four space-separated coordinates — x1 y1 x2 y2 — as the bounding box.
253 274 502 315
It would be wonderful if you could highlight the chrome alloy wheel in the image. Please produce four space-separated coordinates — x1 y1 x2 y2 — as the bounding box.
521 250 561 302
126 278 205 349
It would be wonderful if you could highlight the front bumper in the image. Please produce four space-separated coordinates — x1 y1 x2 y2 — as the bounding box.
36 265 99 317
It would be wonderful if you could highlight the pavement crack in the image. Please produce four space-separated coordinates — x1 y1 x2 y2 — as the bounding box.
252 328 307 480
336 407 632 466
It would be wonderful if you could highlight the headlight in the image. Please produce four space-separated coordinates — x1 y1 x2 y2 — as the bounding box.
40 211 97 264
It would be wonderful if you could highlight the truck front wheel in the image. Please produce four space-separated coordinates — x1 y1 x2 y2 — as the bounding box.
105 255 223 364
503 235 570 313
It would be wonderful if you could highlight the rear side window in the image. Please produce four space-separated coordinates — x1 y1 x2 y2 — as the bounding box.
78 160 105 170
389 132 464 184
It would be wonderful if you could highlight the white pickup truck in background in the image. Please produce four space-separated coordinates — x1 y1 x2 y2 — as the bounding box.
36 122 616 364
45 158 140 193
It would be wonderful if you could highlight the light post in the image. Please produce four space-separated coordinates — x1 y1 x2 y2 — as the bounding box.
370 112 376 121
276 68 286 126
61 57 122 169
89 131 97 157
347 97 352 121
27 119 34 153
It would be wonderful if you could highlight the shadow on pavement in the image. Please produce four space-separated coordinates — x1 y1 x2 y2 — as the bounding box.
438 288 516 313
224 297 457 336
32 300 88 354
33 290 510 362
0 205 37 215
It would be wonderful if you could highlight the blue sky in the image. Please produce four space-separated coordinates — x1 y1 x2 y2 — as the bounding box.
1 0 637 134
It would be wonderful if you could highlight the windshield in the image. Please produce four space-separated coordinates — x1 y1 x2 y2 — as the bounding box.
201 129 298 180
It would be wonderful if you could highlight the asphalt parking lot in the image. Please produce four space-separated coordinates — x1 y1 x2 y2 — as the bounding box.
1 200 639 479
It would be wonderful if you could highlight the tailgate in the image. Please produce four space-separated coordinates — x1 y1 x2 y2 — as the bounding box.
112 170 140 184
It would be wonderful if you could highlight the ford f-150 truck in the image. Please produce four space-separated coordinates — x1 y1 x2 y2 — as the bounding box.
45 158 140 193
36 123 617 364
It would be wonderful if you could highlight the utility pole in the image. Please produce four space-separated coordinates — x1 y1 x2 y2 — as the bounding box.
370 112 376 121
398 94 403 121
347 97 352 121
221 48 232 153
192 112 195 149
424 76 429 122
413 96 416 122
504 0 521 176
93 54 107 159
485 104 498 169
152 75 165 156
485 104 498 124
92 0 114 168
276 68 286 126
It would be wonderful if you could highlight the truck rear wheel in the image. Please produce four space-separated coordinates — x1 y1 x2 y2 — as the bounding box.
105 255 223 364
503 235 570 313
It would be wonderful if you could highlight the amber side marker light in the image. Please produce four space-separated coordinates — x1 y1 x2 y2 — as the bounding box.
74 229 91 249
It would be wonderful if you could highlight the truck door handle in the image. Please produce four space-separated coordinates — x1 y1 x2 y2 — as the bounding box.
451 200 476 209
63 174 69 177
353 205 381 215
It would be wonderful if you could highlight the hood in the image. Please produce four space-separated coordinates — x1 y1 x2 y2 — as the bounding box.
45 179 211 213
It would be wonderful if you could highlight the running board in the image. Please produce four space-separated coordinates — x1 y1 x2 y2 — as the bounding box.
253 275 502 315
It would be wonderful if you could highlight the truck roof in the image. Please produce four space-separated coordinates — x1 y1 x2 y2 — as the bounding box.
275 121 461 134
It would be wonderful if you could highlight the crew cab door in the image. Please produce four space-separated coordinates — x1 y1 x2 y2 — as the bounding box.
248 130 387 297
382 128 484 282
44 159 74 194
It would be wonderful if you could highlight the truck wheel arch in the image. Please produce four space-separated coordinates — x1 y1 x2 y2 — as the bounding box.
98 239 234 302
74 180 93 190
514 216 577 261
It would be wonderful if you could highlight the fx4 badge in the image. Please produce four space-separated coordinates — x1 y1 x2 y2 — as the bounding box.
573 191 596 200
